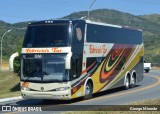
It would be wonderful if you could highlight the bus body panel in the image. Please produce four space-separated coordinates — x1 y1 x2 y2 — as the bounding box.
71 44 144 97
71 20 144 98
21 19 144 100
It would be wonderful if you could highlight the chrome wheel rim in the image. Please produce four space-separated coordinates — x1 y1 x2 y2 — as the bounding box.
131 77 135 85
85 84 91 95
126 78 129 87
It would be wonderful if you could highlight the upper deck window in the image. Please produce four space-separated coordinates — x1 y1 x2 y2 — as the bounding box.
23 24 71 47
87 24 142 44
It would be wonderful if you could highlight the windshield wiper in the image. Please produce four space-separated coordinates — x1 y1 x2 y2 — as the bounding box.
54 42 65 46
24 74 32 81
23 71 42 81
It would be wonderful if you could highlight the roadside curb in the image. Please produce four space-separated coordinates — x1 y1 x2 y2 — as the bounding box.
0 96 22 103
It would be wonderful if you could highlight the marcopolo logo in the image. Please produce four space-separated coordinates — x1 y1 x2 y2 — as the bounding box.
41 87 44 91
34 54 42 59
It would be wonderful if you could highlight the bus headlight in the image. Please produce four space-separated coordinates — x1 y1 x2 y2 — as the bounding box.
55 87 70 91
21 82 30 91
21 87 30 91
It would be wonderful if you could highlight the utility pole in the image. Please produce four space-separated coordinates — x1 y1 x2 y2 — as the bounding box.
88 0 96 20
1 29 12 70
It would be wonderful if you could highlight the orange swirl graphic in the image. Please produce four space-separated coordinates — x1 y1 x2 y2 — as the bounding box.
101 47 125 80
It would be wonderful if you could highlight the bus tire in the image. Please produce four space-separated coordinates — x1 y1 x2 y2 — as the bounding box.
124 76 130 90
130 73 136 88
83 82 93 100
145 69 149 73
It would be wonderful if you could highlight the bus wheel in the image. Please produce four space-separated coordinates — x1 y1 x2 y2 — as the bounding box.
124 76 130 90
130 75 136 88
145 69 149 73
84 82 93 100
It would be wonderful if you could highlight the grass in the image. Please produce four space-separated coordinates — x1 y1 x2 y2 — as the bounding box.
0 71 21 99
130 98 160 105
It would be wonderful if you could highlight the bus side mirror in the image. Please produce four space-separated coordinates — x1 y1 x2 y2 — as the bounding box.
65 52 72 69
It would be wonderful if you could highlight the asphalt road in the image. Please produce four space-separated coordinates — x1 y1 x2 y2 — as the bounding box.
1 70 160 112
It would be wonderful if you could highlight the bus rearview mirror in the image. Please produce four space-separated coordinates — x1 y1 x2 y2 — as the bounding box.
65 52 72 69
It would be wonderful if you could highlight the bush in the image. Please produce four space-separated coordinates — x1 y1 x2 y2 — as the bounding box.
13 56 20 74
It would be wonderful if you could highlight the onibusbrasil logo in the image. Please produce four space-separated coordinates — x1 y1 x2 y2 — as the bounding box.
1 106 42 112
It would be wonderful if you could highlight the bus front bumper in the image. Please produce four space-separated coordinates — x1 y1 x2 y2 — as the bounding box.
21 90 71 100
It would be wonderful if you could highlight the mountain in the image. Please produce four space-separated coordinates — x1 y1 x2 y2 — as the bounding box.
64 9 160 30
0 9 160 66
140 14 160 25
63 9 160 66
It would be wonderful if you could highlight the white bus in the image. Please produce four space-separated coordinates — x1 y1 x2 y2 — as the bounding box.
21 19 144 100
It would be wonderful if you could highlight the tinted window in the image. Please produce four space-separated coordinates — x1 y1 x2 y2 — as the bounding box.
21 54 69 82
23 24 70 47
87 24 142 44
22 54 42 81
43 54 67 81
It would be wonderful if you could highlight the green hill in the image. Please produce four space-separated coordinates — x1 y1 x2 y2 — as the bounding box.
141 14 160 25
0 21 28 60
64 9 160 30
64 9 160 66
0 9 160 66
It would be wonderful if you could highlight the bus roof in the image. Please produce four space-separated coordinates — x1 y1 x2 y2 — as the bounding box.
28 19 72 25
28 19 142 32
85 20 142 32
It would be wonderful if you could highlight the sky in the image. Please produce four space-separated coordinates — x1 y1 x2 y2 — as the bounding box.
0 0 160 23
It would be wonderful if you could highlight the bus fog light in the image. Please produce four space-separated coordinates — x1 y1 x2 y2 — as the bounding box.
55 87 70 91
21 93 26 97
21 87 30 91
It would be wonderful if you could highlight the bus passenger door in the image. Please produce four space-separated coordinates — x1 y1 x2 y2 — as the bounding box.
71 55 82 79
71 21 85 80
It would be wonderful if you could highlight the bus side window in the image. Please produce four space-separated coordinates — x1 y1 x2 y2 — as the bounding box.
71 55 82 80
71 58 77 79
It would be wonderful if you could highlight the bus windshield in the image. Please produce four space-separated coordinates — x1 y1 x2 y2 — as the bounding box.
21 54 69 82
23 24 70 47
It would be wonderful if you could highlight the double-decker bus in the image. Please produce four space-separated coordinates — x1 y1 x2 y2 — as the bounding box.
21 19 144 100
